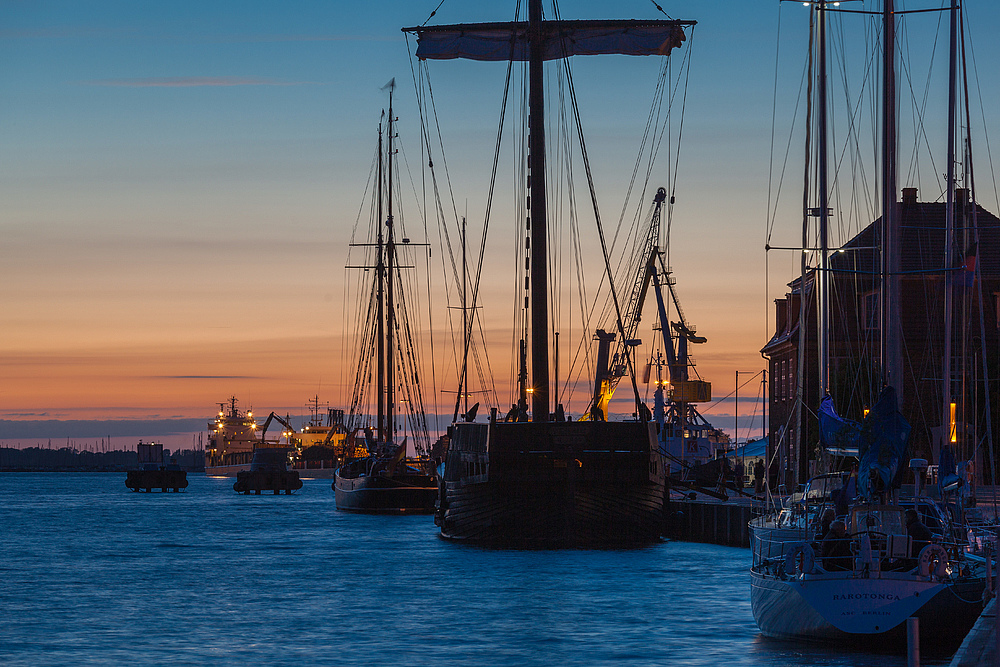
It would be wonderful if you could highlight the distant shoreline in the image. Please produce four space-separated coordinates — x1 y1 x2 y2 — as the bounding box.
1 467 206 473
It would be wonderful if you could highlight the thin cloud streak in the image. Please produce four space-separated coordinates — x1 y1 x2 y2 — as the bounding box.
83 76 321 88
155 375 261 380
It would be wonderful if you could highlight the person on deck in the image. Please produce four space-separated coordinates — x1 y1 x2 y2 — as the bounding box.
820 520 853 571
905 508 933 558
816 507 836 541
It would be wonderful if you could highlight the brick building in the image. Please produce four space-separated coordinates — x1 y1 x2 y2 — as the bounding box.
762 188 1000 488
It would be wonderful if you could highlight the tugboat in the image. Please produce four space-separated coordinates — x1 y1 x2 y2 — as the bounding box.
125 441 188 493
333 82 437 513
233 447 302 495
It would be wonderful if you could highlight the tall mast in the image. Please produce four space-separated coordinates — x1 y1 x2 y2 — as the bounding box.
881 0 901 393
528 0 550 422
942 0 958 453
462 216 469 416
794 4 815 487
403 8 693 425
376 120 386 443
817 0 830 396
386 83 396 444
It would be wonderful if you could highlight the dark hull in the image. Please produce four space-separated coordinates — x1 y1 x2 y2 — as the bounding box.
233 470 302 494
438 420 665 547
125 469 188 492
334 472 437 514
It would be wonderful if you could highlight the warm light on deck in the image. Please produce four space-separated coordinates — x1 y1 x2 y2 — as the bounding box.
950 402 957 443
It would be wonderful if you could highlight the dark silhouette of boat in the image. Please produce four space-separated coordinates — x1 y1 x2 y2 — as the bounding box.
403 2 693 546
125 441 188 493
234 447 302 495
333 81 437 514
334 442 436 514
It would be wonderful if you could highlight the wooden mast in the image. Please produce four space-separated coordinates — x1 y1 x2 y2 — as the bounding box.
386 82 396 444
942 0 958 455
376 116 386 443
403 7 693 424
881 0 901 395
527 0 550 422
817 0 830 397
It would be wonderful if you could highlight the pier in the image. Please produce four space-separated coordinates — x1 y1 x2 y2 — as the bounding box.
665 496 758 547
949 598 997 666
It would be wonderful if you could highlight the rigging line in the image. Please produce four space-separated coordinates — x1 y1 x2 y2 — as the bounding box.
408 52 483 414
562 56 644 414
457 51 515 421
342 148 379 415
508 64 527 410
421 0 447 26
611 53 668 246
666 28 694 208
556 65 586 406
414 64 441 439
830 12 877 233
347 174 383 425
646 0 673 20
577 55 676 381
960 6 997 496
765 52 811 244
413 53 440 439
348 144 381 246
409 57 462 296
963 10 1000 214
651 28 694 209
897 8 944 195
765 1 784 246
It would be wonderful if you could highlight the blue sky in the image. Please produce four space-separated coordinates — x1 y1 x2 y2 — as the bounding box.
1 0 997 439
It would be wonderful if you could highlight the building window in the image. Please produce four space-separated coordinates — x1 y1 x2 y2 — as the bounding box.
780 360 787 401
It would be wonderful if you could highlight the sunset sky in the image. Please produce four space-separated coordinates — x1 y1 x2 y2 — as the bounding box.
3 0 998 442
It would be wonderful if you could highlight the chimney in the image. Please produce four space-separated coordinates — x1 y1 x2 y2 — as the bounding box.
775 298 787 334
902 187 918 205
956 188 968 208
788 292 801 329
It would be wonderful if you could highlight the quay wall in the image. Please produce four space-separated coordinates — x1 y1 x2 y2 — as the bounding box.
665 499 757 548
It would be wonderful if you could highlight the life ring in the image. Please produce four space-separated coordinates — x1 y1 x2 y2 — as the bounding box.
917 544 950 578
784 542 816 575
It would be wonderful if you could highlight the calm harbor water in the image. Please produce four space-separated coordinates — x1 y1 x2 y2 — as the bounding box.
0 473 957 666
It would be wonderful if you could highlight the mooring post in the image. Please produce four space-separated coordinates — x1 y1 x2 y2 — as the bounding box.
906 616 919 667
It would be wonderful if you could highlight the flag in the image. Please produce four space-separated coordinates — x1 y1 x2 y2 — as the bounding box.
962 243 977 287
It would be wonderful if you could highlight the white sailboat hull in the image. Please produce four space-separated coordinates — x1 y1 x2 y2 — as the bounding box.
750 569 983 643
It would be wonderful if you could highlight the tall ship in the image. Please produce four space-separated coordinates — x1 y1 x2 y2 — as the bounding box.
404 3 698 546
333 82 437 513
750 0 992 644
205 396 259 476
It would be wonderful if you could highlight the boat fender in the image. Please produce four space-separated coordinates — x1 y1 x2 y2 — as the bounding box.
784 542 816 576
917 544 950 578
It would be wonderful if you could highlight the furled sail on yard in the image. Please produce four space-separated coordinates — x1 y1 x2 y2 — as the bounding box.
410 20 687 61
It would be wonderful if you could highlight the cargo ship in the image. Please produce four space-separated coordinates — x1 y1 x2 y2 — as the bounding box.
288 396 350 479
205 396 259 476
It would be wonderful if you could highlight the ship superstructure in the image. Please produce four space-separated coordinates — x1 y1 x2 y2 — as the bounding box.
206 396 259 476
